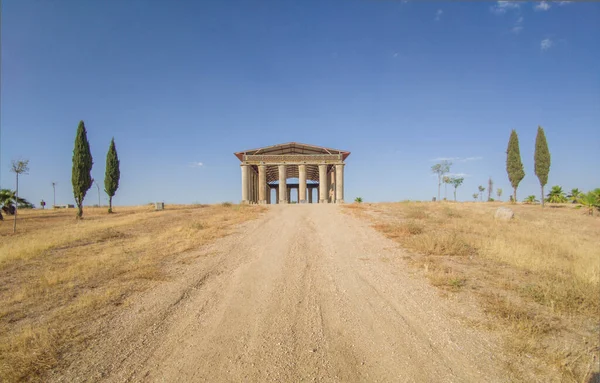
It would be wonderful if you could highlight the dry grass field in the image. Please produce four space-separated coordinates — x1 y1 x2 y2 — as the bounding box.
0 204 265 382
344 201 599 382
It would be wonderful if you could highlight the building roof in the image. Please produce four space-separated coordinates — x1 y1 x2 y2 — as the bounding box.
234 142 351 161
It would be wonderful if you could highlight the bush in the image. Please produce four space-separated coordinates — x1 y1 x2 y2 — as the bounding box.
404 221 424 235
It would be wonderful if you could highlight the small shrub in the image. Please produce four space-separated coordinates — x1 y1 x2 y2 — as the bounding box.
221 202 233 207
427 266 467 291
404 221 424 235
354 197 363 203
449 277 467 290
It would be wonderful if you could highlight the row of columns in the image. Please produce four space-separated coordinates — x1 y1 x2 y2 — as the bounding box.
281 185 319 203
241 163 344 204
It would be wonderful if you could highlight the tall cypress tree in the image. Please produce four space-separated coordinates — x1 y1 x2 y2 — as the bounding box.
534 126 551 207
104 138 120 213
506 130 525 203
72 120 94 218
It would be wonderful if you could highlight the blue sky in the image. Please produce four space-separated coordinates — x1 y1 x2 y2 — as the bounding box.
1 1 599 205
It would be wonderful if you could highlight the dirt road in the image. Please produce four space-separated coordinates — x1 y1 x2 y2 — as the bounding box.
54 205 508 382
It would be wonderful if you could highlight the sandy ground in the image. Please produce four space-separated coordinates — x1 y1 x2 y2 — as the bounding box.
52 204 510 382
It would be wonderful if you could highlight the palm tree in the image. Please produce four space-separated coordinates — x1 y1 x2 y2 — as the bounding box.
524 195 539 204
578 192 599 216
472 193 479 201
546 185 567 204
567 188 583 203
0 189 33 212
354 197 363 203
478 185 485 202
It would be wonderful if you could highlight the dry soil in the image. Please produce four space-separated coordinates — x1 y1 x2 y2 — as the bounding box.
52 204 511 382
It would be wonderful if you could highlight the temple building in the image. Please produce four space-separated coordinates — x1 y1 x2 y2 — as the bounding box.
234 142 350 204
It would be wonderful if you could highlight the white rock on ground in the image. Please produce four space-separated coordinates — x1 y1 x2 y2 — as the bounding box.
495 207 514 220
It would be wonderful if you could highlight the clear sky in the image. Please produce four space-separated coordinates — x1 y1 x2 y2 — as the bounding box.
1 1 599 206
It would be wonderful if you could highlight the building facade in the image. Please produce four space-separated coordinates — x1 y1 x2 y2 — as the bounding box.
234 142 350 204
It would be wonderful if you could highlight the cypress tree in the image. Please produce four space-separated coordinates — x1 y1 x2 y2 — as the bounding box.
72 120 94 219
506 130 525 203
534 126 551 207
104 138 120 213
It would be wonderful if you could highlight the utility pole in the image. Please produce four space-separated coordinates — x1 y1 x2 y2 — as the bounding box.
52 182 56 207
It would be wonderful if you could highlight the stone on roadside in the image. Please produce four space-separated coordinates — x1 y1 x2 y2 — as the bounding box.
494 207 514 221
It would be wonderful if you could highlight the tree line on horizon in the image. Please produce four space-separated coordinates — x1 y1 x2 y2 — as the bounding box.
1 120 121 229
430 126 599 215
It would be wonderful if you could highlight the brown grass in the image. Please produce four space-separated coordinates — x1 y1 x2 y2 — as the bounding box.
0 204 265 382
344 201 600 382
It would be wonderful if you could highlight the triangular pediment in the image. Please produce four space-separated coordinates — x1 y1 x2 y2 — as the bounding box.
234 142 350 161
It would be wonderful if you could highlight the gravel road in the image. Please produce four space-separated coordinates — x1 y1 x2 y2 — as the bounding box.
54 204 507 382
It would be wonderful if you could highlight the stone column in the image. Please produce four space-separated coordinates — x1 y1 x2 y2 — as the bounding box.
308 188 313 203
254 171 258 203
327 169 332 203
298 165 307 204
276 187 280 204
330 169 336 203
278 164 287 204
318 164 328 203
335 164 345 203
250 171 253 203
287 187 291 203
241 165 249 204
258 165 267 204
250 170 255 203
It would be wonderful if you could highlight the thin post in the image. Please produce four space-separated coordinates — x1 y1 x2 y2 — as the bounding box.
14 173 18 233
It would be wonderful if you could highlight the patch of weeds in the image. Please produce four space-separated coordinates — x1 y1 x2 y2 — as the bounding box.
518 279 599 316
444 207 462 218
405 208 428 220
372 223 403 239
406 232 476 256
481 293 554 336
449 276 467 290
404 221 424 235
374 222 424 238
427 266 467 291
221 202 233 207
190 222 206 230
